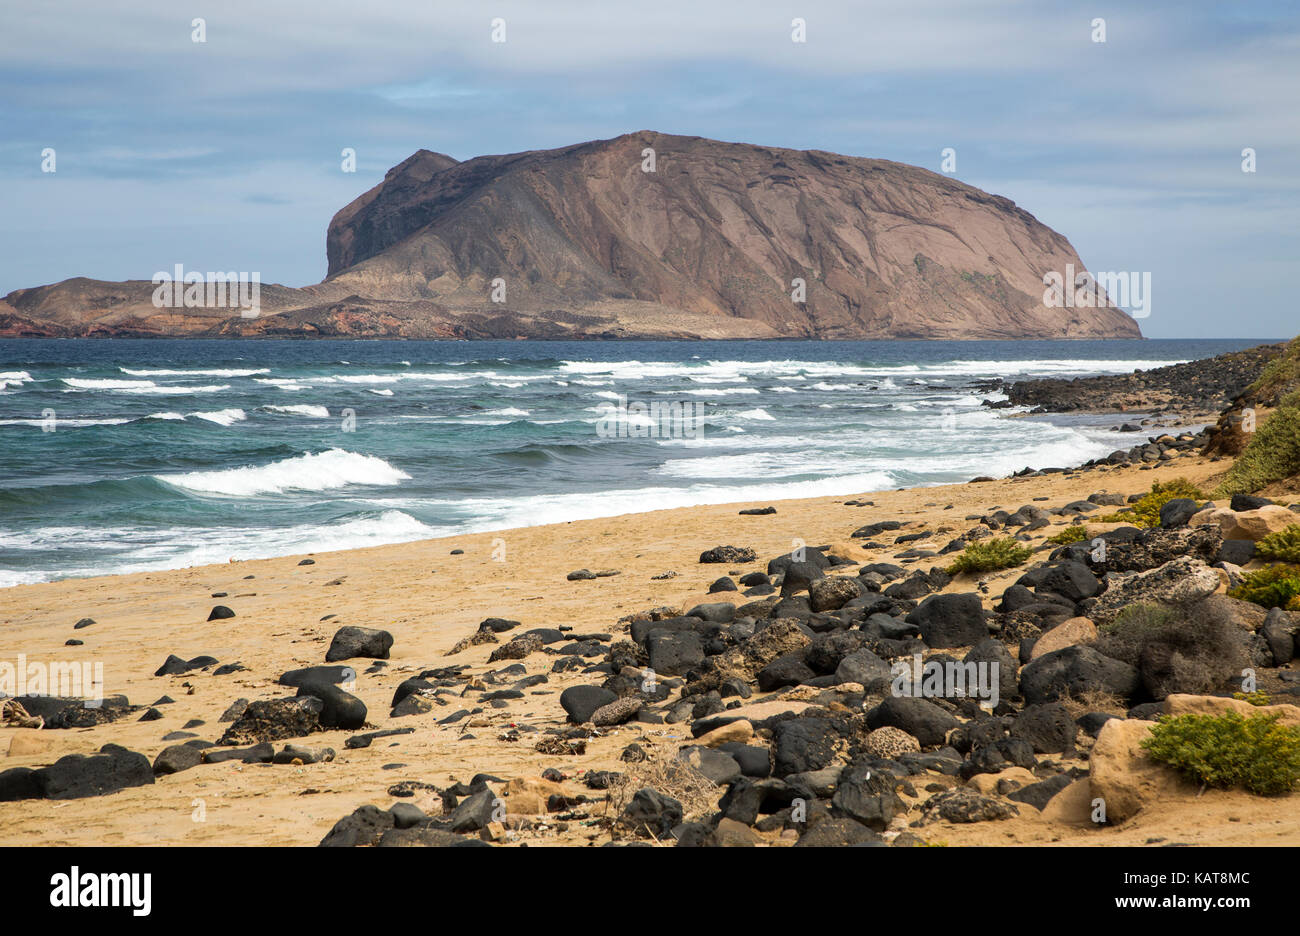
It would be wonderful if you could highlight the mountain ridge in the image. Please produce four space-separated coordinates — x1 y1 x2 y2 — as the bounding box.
1 131 1142 340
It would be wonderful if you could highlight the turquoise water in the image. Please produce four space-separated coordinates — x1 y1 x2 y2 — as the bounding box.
0 338 1266 586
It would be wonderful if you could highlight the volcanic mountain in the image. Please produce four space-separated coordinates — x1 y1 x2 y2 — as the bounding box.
1 131 1142 339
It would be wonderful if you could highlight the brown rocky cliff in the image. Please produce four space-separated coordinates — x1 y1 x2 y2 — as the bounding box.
323 131 1141 339
3 132 1142 339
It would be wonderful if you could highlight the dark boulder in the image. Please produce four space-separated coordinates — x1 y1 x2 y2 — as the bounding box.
1009 703 1077 754
771 717 845 776
446 789 496 833
152 744 203 776
1019 646 1140 705
864 697 960 748
700 546 757 564
279 665 356 688
35 745 154 800
154 654 219 676
324 626 393 662
0 767 42 802
560 685 618 724
620 787 683 837
756 652 816 691
1006 774 1074 811
646 630 705 677
906 593 988 648
1159 498 1200 529
780 561 827 596
1037 561 1101 602
319 804 396 847
794 816 882 846
296 682 367 730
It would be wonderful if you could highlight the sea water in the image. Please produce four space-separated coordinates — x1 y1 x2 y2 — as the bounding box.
0 337 1265 586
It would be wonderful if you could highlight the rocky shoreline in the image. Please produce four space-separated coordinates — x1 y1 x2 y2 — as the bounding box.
4 340 1300 847
2 445 1297 846
306 486 1300 846
999 342 1285 419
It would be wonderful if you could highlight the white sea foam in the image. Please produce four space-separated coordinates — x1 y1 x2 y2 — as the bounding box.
675 387 760 397
121 367 269 377
66 377 231 395
734 408 776 420
264 404 330 418
0 510 448 585
653 450 863 480
483 407 530 417
190 408 247 426
157 449 409 496
0 570 50 588
0 417 130 427
315 371 494 385
413 471 903 534
557 357 1188 383
63 378 156 390
136 384 231 395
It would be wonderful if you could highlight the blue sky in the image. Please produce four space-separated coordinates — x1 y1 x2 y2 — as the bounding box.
1 0 1296 338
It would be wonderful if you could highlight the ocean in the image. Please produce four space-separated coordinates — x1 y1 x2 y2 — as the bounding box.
0 337 1265 588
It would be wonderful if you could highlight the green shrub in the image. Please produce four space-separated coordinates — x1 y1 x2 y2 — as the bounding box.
1233 691 1272 707
1228 563 1300 609
1142 711 1300 795
1246 335 1300 401
1215 390 1300 497
1098 601 1179 636
1097 478 1206 528
1046 525 1090 545
946 537 1032 575
1255 523 1300 563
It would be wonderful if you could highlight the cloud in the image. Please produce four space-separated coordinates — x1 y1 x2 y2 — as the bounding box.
0 0 1296 337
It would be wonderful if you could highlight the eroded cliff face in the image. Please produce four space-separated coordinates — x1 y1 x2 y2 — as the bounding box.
3 132 1141 339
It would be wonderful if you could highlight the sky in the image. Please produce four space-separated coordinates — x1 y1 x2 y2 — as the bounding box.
1 0 1296 339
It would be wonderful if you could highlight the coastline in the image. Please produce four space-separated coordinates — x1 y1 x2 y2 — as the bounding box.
5 439 1294 846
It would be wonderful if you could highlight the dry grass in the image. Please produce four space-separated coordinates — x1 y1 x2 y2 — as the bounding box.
603 743 720 842
1057 686 1127 720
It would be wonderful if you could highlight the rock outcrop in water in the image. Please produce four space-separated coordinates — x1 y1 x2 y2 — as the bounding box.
2 132 1142 340
1002 343 1285 419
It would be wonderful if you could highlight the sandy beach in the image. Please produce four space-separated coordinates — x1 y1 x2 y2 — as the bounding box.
3 439 1295 847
